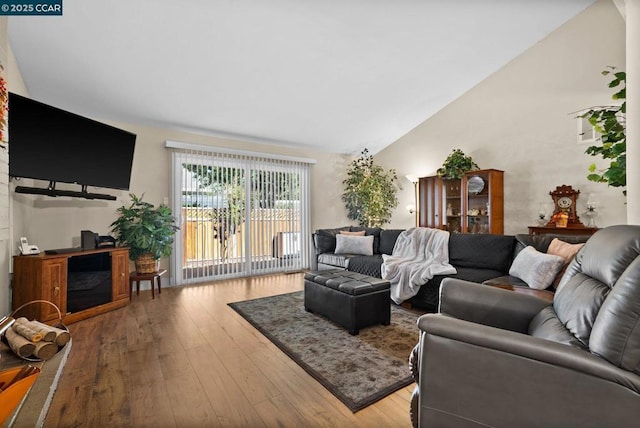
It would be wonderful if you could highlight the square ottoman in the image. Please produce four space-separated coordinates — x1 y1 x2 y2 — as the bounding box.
303 269 391 335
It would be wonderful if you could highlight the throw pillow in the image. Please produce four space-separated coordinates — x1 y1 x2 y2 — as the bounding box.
334 234 374 256
340 230 366 236
509 246 565 290
547 238 584 263
547 238 585 288
350 227 382 253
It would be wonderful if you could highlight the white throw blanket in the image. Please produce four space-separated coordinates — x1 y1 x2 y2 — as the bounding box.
381 227 456 304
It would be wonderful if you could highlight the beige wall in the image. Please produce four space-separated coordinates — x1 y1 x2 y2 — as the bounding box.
375 0 627 234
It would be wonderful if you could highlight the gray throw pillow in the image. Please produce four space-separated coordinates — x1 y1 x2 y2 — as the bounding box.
509 246 565 290
334 234 374 256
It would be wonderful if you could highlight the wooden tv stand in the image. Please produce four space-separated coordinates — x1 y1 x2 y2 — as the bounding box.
12 247 130 325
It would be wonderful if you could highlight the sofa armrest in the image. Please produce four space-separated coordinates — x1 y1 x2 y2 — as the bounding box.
409 342 420 383
416 314 640 427
483 275 555 302
438 278 551 333
310 233 318 271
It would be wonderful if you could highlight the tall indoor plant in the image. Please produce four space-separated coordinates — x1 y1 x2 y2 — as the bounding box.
110 193 179 273
342 148 399 227
580 67 626 195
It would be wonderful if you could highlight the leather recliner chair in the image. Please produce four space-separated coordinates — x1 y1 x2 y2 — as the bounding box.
409 225 640 427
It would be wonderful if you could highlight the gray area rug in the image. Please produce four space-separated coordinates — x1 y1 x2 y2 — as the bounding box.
228 291 423 412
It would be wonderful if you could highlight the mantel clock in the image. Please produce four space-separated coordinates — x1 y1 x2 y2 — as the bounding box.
546 185 584 228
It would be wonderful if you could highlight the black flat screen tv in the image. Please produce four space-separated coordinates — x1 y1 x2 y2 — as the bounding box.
8 92 136 191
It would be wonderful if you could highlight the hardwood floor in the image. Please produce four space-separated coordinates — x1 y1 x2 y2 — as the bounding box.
44 273 415 427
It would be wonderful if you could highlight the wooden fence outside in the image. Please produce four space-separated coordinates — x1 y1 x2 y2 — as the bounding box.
181 207 301 264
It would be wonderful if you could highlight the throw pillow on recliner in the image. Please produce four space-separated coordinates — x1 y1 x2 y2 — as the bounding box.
509 246 565 290
547 238 584 288
547 238 584 261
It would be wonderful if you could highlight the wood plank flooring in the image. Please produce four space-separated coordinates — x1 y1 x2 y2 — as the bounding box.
44 273 415 427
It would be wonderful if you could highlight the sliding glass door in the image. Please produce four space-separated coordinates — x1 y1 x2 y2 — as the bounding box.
170 146 311 284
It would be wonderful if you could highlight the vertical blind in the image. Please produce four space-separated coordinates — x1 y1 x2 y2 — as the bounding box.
167 141 313 284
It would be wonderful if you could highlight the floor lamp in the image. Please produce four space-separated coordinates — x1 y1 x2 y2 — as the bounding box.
405 175 419 227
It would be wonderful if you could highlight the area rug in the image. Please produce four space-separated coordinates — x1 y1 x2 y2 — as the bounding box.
228 291 423 412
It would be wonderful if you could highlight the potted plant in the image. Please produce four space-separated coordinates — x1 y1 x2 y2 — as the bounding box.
436 149 479 179
342 148 399 227
110 193 179 273
580 67 626 195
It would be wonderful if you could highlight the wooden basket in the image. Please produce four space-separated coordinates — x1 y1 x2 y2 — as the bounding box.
4 300 69 362
135 254 159 274
0 366 41 425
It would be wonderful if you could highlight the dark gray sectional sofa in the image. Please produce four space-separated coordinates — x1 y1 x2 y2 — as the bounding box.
312 226 590 311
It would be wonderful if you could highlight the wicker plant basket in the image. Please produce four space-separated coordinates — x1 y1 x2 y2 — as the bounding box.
135 254 159 274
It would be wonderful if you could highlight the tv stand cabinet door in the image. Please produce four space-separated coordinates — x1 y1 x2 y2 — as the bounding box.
12 256 67 322
111 249 130 302
41 259 67 320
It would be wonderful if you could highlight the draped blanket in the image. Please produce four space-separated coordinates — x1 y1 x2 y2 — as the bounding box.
381 227 456 304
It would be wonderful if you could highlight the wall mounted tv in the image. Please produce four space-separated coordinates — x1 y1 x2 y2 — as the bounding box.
8 92 136 200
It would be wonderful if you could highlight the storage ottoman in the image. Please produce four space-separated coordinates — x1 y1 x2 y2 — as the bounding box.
303 269 391 335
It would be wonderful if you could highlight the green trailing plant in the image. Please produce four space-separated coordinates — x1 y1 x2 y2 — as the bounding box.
436 149 479 179
110 193 179 261
581 66 626 195
342 148 399 227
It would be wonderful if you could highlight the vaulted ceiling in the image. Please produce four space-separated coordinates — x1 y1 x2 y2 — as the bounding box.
9 0 596 154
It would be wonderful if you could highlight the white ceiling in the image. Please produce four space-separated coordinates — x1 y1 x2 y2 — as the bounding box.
8 0 596 155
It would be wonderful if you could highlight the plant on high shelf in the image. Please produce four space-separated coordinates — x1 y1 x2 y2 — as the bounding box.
342 148 399 227
436 149 479 179
110 193 179 274
580 66 626 195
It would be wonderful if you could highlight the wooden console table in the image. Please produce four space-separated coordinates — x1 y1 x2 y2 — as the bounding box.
528 226 598 236
12 247 130 325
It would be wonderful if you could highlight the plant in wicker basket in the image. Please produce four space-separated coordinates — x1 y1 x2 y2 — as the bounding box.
110 193 179 273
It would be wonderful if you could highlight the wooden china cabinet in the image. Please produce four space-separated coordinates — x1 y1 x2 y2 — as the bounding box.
418 169 504 234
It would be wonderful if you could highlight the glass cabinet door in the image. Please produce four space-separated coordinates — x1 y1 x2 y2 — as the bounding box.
465 173 490 233
463 169 504 234
443 178 462 233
